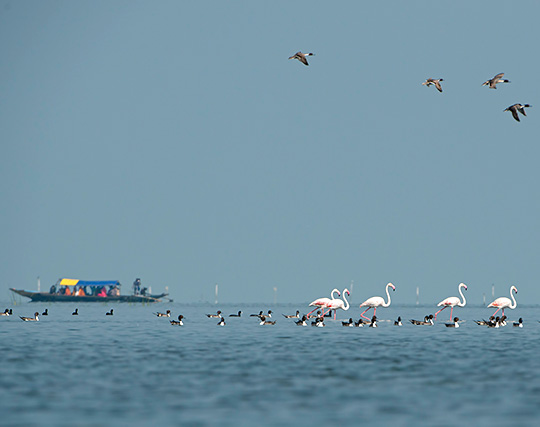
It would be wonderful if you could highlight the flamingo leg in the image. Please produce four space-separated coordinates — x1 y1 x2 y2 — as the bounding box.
334 310 336 320
449 306 454 321
360 307 372 320
306 307 321 318
434 306 447 320
491 307 502 318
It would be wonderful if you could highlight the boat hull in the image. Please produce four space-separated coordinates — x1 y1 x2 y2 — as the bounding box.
10 288 164 303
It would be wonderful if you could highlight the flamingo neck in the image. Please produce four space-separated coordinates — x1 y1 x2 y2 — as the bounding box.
330 289 340 300
458 284 467 307
509 287 517 309
342 289 350 310
383 284 392 307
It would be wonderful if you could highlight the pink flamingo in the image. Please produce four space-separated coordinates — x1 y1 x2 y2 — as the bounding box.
359 283 395 320
488 285 518 317
307 288 340 318
434 283 467 321
321 289 350 319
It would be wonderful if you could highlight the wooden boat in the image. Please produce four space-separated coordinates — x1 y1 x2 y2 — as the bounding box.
10 278 168 303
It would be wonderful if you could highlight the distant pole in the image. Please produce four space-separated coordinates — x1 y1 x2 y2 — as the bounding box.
492 284 495 298
215 284 218 305
416 286 419 305
483 293 486 305
350 280 354 295
273 287 277 304
37 276 40 293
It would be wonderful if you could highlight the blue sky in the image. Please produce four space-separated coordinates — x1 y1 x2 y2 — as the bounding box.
1 1 539 304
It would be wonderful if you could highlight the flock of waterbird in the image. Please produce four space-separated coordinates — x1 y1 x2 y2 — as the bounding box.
289 51 532 122
0 283 523 328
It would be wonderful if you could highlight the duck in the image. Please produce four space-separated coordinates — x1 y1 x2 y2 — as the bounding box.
311 316 325 327
410 314 434 325
504 104 532 122
422 78 444 92
217 317 226 326
288 51 314 66
72 308 79 316
229 311 242 317
295 315 308 326
206 310 222 318
369 316 377 328
445 317 460 328
500 315 507 327
355 318 368 327
259 315 276 325
342 318 354 327
488 316 501 328
513 318 523 328
394 316 402 326
474 316 495 326
250 311 264 318
0 308 13 316
20 312 39 322
156 310 171 317
42 309 48 316
482 73 510 89
106 309 114 316
283 310 300 319
170 315 184 326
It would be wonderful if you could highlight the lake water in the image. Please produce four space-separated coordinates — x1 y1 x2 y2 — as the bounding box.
1 300 539 426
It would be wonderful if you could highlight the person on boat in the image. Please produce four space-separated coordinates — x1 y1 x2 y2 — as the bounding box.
64 286 72 296
133 278 141 295
75 286 86 296
49 284 57 294
110 286 120 296
97 287 107 297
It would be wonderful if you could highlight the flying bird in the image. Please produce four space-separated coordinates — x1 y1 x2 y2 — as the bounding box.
504 104 531 122
288 51 314 66
482 73 510 89
422 78 444 92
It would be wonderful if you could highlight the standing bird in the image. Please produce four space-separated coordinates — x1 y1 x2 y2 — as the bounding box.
488 285 518 318
359 283 396 320
288 51 314 66
307 288 341 318
20 312 39 322
504 104 532 122
106 309 114 316
434 283 468 321
322 289 350 319
422 78 444 92
445 317 460 328
482 73 510 89
170 315 184 326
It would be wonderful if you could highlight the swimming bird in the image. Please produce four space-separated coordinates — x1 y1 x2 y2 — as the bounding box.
434 283 467 321
311 317 325 327
259 315 276 325
342 318 354 327
504 104 531 122
156 310 171 317
42 309 48 316
482 73 510 89
474 316 495 326
369 316 378 328
394 316 402 326
488 316 501 328
322 289 350 319
283 310 301 319
295 315 308 326
250 311 264 317
307 288 341 318
229 311 242 317
0 308 13 316
170 315 184 326
288 51 314 66
488 285 518 317
513 318 523 328
206 310 222 318
355 318 369 327
72 308 79 316
20 312 39 322
445 317 460 328
106 309 114 316
409 315 434 325
422 78 444 92
500 315 507 327
359 283 396 320
217 317 226 326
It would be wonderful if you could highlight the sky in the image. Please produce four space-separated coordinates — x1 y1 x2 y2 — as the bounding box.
1 1 540 305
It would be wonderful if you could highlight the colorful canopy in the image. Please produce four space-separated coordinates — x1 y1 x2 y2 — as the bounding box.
57 279 120 287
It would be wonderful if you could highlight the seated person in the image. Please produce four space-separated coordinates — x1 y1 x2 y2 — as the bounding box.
64 286 72 296
49 285 57 294
75 286 86 296
110 286 120 296
97 287 107 297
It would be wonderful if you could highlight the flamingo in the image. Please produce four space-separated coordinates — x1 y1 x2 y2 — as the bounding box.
359 283 396 320
321 289 350 319
306 288 341 318
488 285 518 317
434 283 468 321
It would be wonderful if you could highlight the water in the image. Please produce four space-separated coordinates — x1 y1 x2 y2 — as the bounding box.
1 301 539 426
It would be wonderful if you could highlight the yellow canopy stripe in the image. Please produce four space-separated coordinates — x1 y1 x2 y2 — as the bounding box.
59 278 79 286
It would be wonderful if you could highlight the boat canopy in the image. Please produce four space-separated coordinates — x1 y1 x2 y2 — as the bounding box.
57 278 120 287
